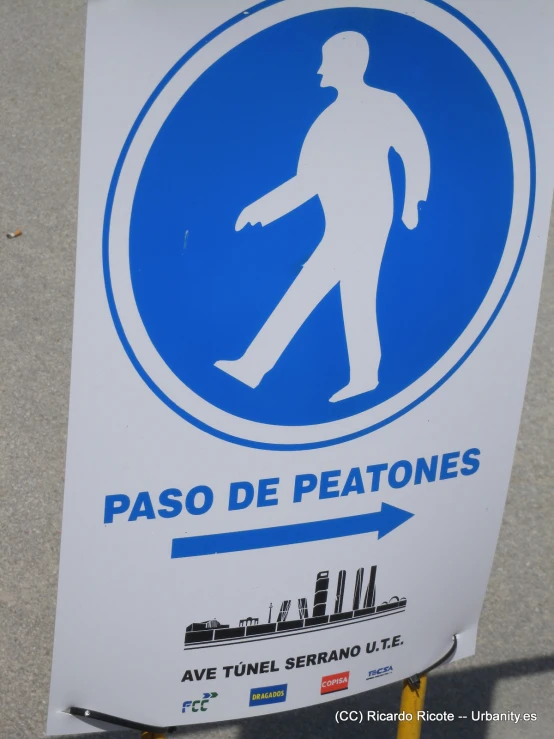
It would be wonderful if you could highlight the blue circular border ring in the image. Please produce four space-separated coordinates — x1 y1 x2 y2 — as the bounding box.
103 0 536 452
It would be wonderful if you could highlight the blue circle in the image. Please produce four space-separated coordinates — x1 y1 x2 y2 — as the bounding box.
130 8 513 426
104 0 536 451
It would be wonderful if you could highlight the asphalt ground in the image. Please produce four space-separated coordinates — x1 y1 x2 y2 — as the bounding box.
0 2 553 738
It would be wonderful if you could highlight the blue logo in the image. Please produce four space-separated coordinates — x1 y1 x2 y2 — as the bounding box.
182 691 218 713
106 1 534 450
367 665 393 680
249 684 288 707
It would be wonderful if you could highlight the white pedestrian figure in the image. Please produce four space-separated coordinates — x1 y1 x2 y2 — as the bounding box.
216 32 431 402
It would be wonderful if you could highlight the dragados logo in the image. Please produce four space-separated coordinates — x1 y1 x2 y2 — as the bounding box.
182 692 218 713
367 665 393 680
321 671 350 694
249 684 287 706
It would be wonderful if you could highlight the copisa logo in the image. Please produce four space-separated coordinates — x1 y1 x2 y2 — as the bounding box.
367 665 393 680
321 671 350 695
182 691 218 713
249 684 287 707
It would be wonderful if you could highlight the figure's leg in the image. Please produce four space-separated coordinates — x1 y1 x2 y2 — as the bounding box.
330 267 381 403
216 251 338 388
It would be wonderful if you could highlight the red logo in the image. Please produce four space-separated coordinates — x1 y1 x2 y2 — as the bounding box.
320 671 350 695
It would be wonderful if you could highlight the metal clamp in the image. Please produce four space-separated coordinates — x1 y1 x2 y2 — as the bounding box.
66 706 176 733
406 634 458 689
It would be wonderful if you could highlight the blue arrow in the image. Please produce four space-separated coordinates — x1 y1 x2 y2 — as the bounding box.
171 503 413 559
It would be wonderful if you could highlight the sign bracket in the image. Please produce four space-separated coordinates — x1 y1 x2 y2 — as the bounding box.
397 634 458 739
65 707 175 735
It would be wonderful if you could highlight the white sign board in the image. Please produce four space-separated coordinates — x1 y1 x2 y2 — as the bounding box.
48 0 554 734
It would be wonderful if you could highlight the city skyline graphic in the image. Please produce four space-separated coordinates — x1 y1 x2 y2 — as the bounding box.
184 565 406 650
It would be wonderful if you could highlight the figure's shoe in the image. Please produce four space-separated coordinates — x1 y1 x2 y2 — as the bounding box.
214 359 262 389
329 378 379 402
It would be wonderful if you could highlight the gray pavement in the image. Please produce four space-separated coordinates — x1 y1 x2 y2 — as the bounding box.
0 1 553 738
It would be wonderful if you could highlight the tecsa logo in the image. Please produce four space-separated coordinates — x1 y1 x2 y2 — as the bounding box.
367 665 393 680
321 671 350 695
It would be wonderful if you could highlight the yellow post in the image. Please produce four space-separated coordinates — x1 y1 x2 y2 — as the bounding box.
141 733 166 739
396 674 428 739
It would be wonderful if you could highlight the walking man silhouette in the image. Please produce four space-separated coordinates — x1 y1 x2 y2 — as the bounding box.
216 32 431 401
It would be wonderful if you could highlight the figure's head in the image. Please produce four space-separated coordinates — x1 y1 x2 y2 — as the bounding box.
318 32 370 90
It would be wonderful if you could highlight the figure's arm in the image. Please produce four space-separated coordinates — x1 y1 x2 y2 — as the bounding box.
393 101 431 230
235 174 316 231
